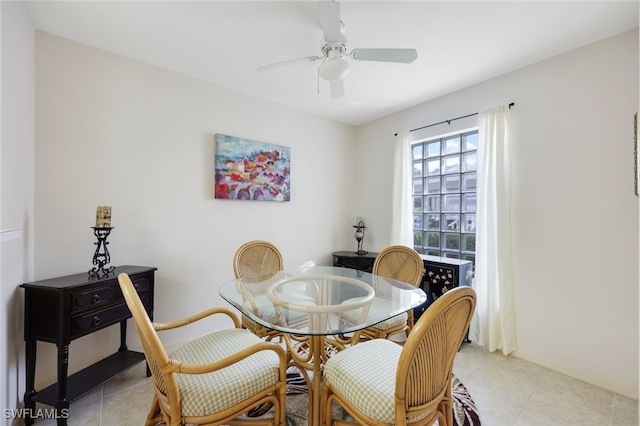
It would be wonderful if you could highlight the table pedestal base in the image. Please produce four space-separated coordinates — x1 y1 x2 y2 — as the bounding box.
285 334 346 426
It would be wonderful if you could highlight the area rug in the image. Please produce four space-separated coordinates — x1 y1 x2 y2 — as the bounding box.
258 372 481 426
451 374 481 426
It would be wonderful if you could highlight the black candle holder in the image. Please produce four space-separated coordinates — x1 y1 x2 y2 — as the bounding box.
89 227 115 278
353 220 367 255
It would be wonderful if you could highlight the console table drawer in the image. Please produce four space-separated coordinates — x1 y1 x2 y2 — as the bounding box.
71 283 116 313
71 303 130 338
131 275 152 293
71 292 152 339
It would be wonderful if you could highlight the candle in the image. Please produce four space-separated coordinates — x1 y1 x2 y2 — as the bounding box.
95 206 112 228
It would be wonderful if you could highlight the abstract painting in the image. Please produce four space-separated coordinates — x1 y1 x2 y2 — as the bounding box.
215 133 291 201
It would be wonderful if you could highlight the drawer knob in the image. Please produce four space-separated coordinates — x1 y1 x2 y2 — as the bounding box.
91 295 102 304
91 316 102 327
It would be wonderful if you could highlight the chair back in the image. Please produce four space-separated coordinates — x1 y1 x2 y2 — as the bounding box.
118 273 176 416
233 240 284 281
372 245 424 287
396 286 476 422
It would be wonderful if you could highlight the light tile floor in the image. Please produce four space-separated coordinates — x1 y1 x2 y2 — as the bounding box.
27 342 638 426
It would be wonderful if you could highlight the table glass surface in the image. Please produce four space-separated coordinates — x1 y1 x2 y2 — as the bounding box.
218 266 426 335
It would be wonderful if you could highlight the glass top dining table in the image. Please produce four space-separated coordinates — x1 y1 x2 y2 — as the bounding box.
219 265 426 426
218 265 426 335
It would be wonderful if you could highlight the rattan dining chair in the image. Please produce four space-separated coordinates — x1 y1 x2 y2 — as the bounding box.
233 240 286 341
118 273 287 426
345 245 424 341
322 286 476 426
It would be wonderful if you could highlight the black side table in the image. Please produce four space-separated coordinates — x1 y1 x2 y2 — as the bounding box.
332 251 379 273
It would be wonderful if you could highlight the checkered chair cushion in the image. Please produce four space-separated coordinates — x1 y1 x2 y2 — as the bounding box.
324 338 400 422
243 296 280 324
171 328 281 417
340 298 408 331
323 338 433 424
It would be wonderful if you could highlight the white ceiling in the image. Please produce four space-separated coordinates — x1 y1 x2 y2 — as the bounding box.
25 1 639 126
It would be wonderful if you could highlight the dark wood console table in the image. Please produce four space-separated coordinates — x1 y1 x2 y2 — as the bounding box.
21 265 156 425
331 251 379 273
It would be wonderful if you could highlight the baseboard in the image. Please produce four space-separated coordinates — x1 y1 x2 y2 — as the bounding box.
512 350 638 400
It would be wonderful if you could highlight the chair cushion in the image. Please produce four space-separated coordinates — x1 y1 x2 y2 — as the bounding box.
341 298 408 331
324 339 402 423
245 293 315 322
243 295 280 324
171 328 280 417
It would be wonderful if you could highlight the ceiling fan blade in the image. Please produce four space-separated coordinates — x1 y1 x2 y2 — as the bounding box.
257 56 322 72
317 1 341 43
350 48 418 63
330 80 344 99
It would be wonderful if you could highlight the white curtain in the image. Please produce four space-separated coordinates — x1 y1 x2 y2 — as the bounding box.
469 106 517 355
390 131 414 247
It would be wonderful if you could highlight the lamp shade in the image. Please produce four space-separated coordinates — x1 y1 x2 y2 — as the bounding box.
319 57 349 81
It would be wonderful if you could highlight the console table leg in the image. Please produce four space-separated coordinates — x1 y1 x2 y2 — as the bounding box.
24 339 37 426
119 319 151 376
118 320 128 352
56 344 70 426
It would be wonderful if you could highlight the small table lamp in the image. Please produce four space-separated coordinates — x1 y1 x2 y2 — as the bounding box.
353 220 367 255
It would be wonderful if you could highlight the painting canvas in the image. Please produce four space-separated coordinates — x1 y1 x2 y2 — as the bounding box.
215 133 291 201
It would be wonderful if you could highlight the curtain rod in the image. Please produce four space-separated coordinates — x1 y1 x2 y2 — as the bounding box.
395 102 515 136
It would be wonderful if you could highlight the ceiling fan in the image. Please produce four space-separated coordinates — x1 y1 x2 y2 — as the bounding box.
257 0 418 99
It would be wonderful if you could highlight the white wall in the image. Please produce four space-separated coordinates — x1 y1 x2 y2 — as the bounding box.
32 32 357 388
1 1 35 423
356 29 639 398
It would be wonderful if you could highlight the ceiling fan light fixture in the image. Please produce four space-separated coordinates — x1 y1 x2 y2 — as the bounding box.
319 57 349 81
257 1 418 98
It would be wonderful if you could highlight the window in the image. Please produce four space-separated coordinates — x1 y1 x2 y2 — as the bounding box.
412 130 477 265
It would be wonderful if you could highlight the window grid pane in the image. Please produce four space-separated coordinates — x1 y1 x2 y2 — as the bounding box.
413 161 423 177
426 158 440 175
426 214 440 230
462 194 476 213
462 173 476 192
442 155 460 174
427 141 440 158
462 132 478 152
442 175 460 193
413 179 423 195
442 194 460 212
427 176 440 194
425 195 440 212
412 129 478 266
412 145 423 161
463 152 476 172
413 214 422 230
413 196 423 213
443 136 461 155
